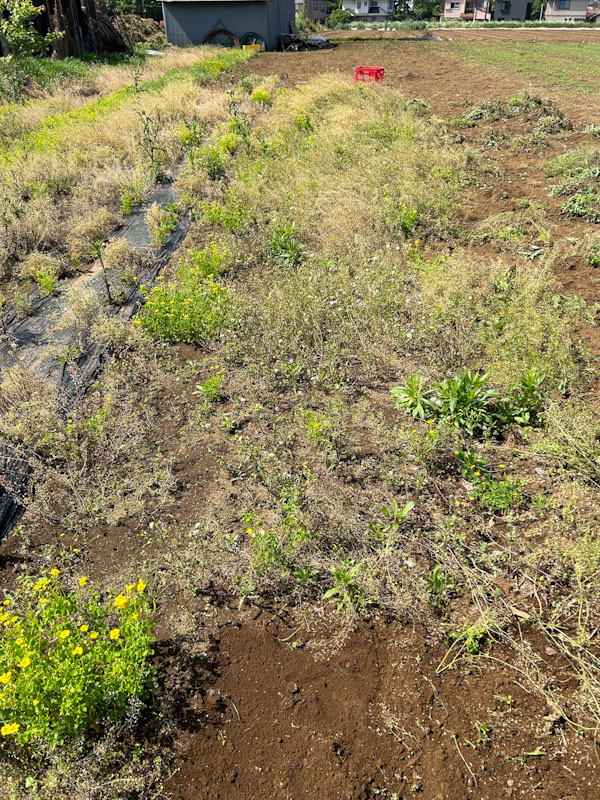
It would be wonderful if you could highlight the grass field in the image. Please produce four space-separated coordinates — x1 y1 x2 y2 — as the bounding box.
1 30 600 800
450 40 600 95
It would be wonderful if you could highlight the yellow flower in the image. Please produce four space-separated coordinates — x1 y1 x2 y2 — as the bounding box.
0 672 11 684
80 624 89 633
132 613 139 620
79 577 88 587
51 569 60 577
2 600 9 606
0 614 6 622
246 528 253 535
33 699 39 707
114 594 128 610
499 464 505 469
474 471 480 477
455 500 460 506
90 632 99 640
59 629 71 639
109 628 120 641
72 646 83 656
17 656 30 669
15 638 24 646
469 496 475 501
39 598 48 605
126 584 135 592
137 579 146 593
1 722 19 736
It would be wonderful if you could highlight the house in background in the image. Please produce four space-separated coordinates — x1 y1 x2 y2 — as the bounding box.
493 0 531 20
341 0 394 22
295 0 327 24
544 0 589 19
440 0 491 20
161 0 295 50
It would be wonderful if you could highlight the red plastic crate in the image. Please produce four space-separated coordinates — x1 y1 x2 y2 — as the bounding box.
354 66 384 84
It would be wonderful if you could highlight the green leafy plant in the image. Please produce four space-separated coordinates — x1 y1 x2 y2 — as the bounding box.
202 199 249 233
270 223 304 267
179 117 208 152
456 447 489 479
390 372 428 419
89 242 114 305
34 264 57 297
426 564 455 613
180 243 230 279
193 368 224 412
392 369 544 438
192 145 226 180
137 109 166 183
562 193 600 222
146 202 181 248
295 111 314 132
0 0 56 53
508 369 546 426
0 572 154 748
589 243 600 269
250 88 271 105
119 181 143 217
472 476 524 513
137 269 229 346
323 561 365 612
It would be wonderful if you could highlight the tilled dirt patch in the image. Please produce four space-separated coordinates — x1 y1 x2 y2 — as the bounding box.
164 613 599 800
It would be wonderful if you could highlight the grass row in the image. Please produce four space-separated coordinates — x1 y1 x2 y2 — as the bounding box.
0 48 252 308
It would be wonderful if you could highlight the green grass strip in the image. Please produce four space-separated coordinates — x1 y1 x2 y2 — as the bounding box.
0 50 252 161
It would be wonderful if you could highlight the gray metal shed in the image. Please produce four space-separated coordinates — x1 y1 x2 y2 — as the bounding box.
161 0 295 51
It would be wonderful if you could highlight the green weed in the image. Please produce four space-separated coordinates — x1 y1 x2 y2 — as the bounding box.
137 269 228 346
0 573 154 748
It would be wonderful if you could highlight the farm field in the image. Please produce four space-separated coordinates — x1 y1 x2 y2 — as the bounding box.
1 29 600 800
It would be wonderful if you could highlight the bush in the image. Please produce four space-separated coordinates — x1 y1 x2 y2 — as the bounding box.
250 88 271 105
137 269 229 346
0 573 155 748
327 8 352 27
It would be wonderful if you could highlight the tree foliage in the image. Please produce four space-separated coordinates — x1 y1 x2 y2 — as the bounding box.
327 7 352 25
0 0 61 57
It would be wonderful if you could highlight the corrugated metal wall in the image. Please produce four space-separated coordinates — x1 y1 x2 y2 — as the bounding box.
162 0 295 51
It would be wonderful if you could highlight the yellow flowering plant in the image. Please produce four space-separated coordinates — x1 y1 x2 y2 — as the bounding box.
136 264 229 346
0 573 155 748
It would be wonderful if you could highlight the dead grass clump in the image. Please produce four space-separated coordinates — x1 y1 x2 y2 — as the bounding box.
102 239 151 285
67 208 121 261
531 399 600 487
18 251 70 282
62 286 106 343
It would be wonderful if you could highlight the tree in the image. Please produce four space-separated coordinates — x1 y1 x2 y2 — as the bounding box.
327 7 352 26
0 0 61 57
411 0 441 19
